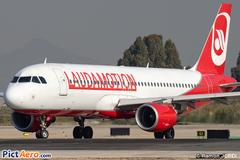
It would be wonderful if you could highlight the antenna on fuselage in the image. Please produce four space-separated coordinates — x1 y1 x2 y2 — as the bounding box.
44 58 47 64
146 63 149 68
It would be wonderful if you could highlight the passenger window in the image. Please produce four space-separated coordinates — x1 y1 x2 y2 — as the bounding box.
182 84 184 88
188 84 190 88
135 82 137 86
160 83 162 87
157 83 159 87
200 84 202 88
173 83 175 87
11 76 19 83
154 83 156 87
179 84 181 88
141 82 143 86
32 76 40 83
176 83 178 87
19 76 31 83
151 82 153 87
169 83 172 87
39 77 47 84
163 83 166 87
191 84 193 88
185 84 187 88
138 82 140 86
166 83 169 87
70 80 72 84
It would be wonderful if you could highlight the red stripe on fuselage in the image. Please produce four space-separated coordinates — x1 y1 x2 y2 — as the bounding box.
15 109 135 119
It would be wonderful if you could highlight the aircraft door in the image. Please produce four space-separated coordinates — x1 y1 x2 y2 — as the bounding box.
53 68 68 96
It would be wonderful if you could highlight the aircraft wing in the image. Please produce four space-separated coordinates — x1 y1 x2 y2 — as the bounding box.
117 91 240 111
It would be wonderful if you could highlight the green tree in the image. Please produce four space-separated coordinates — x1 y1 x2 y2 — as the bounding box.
231 51 240 91
143 34 166 68
118 34 182 69
164 39 182 69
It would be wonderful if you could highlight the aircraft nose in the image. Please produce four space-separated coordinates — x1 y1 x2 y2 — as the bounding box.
4 85 24 110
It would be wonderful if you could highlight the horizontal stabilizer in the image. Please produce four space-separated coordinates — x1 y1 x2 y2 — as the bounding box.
220 82 240 87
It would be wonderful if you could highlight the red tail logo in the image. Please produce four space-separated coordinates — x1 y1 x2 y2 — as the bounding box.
211 12 230 66
192 3 232 75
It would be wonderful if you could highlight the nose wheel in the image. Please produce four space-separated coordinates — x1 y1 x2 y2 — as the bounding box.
73 117 93 139
36 129 49 139
36 116 50 139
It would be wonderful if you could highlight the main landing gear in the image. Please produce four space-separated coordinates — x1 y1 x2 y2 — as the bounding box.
36 116 49 139
154 127 175 139
73 117 93 139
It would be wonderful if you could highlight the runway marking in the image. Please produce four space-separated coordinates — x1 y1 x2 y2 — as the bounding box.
50 134 66 137
0 134 67 138
140 134 153 136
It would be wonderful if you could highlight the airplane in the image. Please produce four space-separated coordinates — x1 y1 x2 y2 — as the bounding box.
2 3 240 139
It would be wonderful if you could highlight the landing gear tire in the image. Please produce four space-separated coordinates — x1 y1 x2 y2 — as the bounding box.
73 126 83 138
83 126 93 139
73 117 93 139
154 132 164 139
36 129 49 139
164 127 175 139
36 130 41 139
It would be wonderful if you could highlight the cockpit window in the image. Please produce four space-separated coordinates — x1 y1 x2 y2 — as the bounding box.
11 76 19 83
18 76 31 83
32 76 40 83
39 76 47 84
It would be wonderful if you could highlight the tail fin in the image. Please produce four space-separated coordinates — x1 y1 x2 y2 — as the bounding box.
191 3 232 75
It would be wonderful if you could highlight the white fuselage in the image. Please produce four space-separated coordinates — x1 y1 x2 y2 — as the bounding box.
4 63 202 113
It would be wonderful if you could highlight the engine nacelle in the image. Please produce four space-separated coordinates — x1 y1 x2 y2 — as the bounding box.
135 103 177 132
11 111 53 132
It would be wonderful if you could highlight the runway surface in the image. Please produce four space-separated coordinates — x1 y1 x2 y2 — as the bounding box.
0 139 240 159
1 125 240 159
0 139 240 151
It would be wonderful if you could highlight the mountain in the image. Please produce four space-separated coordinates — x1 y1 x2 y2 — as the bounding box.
0 38 103 91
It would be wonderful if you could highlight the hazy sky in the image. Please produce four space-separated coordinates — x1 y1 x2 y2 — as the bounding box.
0 0 240 76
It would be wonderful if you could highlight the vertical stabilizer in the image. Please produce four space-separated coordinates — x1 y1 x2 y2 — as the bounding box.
191 3 232 75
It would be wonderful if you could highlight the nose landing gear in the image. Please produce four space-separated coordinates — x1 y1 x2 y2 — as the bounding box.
35 116 49 139
73 117 93 139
